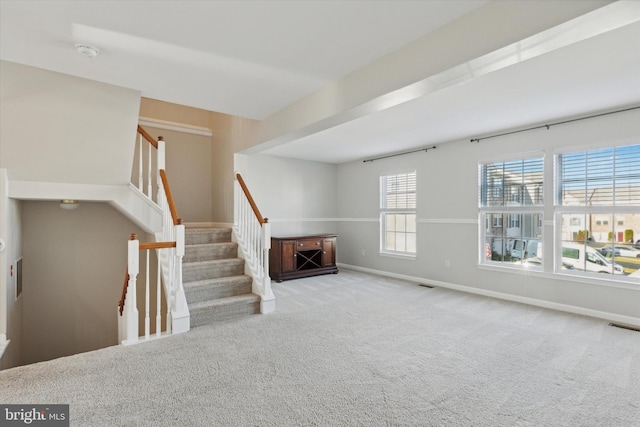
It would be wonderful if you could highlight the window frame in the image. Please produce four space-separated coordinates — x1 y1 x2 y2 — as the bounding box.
379 170 417 258
554 143 640 282
479 154 545 269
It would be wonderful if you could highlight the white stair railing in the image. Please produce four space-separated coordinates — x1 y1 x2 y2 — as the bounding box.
133 125 160 203
234 173 275 313
118 228 186 345
118 126 190 345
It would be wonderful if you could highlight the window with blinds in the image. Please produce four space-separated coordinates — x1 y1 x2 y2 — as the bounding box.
479 156 544 267
557 145 640 207
380 171 416 256
481 157 544 207
555 144 640 280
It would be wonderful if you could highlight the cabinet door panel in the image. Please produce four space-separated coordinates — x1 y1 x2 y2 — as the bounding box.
321 238 335 267
281 240 297 272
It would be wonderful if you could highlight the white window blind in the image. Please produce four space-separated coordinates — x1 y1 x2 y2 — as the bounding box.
555 144 639 279
380 171 417 256
557 145 640 207
381 172 417 210
479 156 544 267
481 157 544 207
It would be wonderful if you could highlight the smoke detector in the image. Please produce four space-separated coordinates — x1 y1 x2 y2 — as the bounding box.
75 44 99 58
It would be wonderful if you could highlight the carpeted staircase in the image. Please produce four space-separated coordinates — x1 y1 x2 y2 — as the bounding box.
183 227 260 326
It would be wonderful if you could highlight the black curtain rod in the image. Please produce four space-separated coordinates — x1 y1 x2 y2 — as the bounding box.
470 105 640 143
363 146 436 163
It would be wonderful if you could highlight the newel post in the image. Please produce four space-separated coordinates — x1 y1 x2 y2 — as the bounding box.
171 220 190 334
261 221 275 314
122 234 140 345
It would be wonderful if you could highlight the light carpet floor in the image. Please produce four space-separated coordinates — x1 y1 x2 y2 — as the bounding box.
1 269 639 426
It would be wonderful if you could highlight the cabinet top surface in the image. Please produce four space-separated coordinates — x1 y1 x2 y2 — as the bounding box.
272 234 338 240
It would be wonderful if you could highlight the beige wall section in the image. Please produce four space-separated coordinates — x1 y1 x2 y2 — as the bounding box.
20 201 150 366
139 98 259 223
0 61 140 185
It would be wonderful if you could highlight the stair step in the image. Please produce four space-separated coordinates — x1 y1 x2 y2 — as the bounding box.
185 227 232 245
183 258 245 282
184 275 253 303
184 242 238 263
189 294 261 326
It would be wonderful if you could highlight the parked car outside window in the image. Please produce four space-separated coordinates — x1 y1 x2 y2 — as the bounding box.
600 245 640 258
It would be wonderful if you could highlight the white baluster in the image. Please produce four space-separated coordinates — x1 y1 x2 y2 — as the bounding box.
138 134 143 192
156 260 161 337
147 143 152 199
144 250 150 339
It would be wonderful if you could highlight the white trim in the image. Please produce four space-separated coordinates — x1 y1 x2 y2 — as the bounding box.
551 136 639 155
378 252 416 260
337 263 640 327
268 218 340 223
138 117 213 137
477 149 545 165
267 217 479 224
418 218 477 224
476 263 640 290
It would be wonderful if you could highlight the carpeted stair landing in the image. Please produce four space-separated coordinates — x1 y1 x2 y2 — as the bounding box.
183 227 260 326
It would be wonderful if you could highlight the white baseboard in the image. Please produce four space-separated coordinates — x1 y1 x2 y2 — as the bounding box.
337 263 640 327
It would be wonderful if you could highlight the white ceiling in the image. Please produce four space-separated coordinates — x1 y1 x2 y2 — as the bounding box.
1 1 639 164
0 0 486 120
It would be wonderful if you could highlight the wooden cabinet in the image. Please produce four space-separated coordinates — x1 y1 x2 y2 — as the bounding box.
270 234 338 282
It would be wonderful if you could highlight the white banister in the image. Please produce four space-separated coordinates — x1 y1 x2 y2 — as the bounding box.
234 173 275 314
120 129 190 345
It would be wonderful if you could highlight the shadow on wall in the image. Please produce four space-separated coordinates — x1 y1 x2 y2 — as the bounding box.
19 201 157 366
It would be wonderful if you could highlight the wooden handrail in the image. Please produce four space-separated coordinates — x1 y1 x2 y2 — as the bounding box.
137 125 159 149
159 169 181 225
236 173 268 225
120 236 176 315
119 266 130 316
139 241 177 250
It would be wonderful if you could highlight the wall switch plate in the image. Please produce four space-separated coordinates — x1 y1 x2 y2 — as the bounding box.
445 259 451 268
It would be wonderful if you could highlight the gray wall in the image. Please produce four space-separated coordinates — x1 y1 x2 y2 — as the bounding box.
235 153 338 237
336 109 640 321
20 201 150 366
238 109 639 323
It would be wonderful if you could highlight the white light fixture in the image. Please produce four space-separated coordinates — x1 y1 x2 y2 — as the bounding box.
75 44 99 58
60 199 79 210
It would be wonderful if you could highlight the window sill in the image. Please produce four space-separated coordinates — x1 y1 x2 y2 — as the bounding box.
379 251 416 260
478 263 640 290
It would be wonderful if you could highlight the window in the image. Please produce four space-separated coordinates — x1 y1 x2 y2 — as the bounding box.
380 171 416 256
556 144 640 279
480 156 544 266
